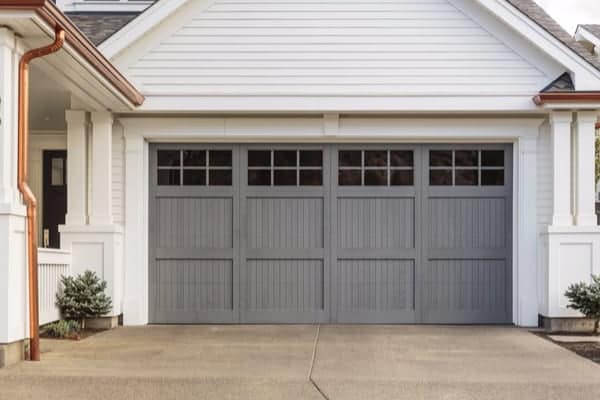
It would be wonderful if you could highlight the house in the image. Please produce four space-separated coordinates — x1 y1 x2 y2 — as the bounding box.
1 0 600 366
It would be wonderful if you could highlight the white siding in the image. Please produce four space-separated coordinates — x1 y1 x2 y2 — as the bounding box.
537 122 552 231
126 0 551 96
112 123 125 225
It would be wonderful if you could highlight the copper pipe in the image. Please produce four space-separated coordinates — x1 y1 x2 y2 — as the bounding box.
18 25 65 362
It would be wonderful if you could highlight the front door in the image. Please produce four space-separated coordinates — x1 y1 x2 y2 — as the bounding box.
42 150 67 249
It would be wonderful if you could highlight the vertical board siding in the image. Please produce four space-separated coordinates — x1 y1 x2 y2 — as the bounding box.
245 259 324 311
247 197 323 249
337 198 414 249
155 260 233 311
338 259 414 312
423 259 507 313
129 0 548 95
157 197 234 249
427 198 506 249
39 262 70 325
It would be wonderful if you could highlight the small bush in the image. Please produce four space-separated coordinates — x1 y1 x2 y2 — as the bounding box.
565 275 600 334
56 270 112 325
41 320 80 339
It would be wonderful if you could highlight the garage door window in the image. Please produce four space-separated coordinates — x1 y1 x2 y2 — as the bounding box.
429 150 504 186
157 149 232 186
338 150 414 186
248 150 323 186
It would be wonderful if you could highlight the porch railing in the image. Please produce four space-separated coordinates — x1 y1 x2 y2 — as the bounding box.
38 249 71 325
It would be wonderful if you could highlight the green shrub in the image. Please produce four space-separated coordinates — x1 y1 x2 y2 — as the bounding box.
41 320 80 339
565 275 600 334
56 271 112 326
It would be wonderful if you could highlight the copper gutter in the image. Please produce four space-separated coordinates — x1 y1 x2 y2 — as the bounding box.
534 92 600 105
0 0 143 106
18 25 65 362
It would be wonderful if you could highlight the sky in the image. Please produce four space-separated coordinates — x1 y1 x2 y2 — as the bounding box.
535 0 600 34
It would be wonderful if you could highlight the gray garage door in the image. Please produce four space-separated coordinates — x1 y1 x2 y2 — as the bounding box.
149 144 512 324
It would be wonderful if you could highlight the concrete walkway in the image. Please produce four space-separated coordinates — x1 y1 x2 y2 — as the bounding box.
1 325 599 399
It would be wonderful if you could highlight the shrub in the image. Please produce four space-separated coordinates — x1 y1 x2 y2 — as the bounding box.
565 275 600 334
41 320 80 339
56 270 112 326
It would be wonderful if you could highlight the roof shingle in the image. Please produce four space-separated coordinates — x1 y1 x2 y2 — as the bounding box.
66 12 140 45
580 25 600 40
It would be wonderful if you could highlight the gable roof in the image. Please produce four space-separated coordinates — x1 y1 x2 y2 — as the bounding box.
66 12 140 45
506 0 600 72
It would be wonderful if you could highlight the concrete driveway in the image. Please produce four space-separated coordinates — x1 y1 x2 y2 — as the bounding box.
1 325 600 399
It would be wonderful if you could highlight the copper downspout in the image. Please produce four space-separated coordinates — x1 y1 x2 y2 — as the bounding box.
18 26 65 362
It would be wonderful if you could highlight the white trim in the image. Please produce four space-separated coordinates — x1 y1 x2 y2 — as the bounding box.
58 0 154 13
575 26 600 58
474 0 600 89
99 0 192 59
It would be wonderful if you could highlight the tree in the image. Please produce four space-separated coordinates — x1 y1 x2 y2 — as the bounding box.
56 271 112 327
565 275 600 335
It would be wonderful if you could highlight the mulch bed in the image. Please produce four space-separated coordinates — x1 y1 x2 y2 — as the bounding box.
41 328 106 341
555 341 600 364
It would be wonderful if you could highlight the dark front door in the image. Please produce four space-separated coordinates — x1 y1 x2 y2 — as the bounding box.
43 150 67 249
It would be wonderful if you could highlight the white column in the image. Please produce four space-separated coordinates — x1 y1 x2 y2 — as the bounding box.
0 28 27 363
517 136 539 327
65 110 88 226
549 111 574 226
123 130 148 325
574 111 598 226
90 112 113 225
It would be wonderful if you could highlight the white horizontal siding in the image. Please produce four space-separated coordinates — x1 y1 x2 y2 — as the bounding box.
537 122 552 232
128 0 550 96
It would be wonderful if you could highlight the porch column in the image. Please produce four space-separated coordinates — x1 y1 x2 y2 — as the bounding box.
90 112 113 225
0 28 27 367
65 110 88 226
549 111 574 226
574 111 598 226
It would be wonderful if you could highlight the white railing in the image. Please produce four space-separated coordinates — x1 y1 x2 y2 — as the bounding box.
38 249 72 325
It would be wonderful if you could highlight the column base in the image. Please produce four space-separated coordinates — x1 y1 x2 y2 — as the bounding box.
0 340 25 368
539 315 598 333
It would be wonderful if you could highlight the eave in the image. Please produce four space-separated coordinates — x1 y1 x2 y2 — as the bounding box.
0 0 144 107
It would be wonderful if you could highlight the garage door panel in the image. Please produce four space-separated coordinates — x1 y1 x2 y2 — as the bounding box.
154 259 234 312
157 197 234 249
244 259 324 311
337 197 415 249
246 197 324 249
338 259 414 312
422 259 509 323
427 197 506 250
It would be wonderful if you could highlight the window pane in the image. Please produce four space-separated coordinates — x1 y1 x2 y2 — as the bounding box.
365 170 388 186
455 169 478 186
365 150 388 167
274 170 297 186
183 170 206 186
300 170 323 186
158 150 180 167
209 150 232 167
391 170 413 186
300 151 323 167
248 169 271 186
209 170 232 186
430 170 452 186
51 158 64 186
482 150 504 167
339 151 361 167
391 151 413 167
158 169 180 186
339 169 361 186
248 151 271 167
455 150 478 167
482 170 505 186
183 150 205 167
429 150 452 167
274 150 297 167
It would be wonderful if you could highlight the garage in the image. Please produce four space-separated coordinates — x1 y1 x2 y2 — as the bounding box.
149 144 512 324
